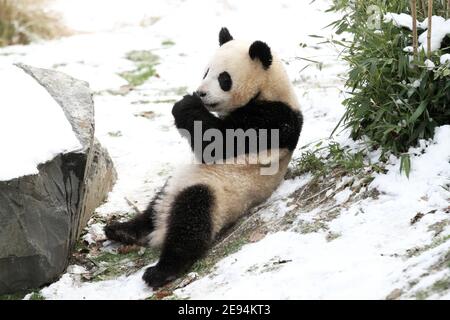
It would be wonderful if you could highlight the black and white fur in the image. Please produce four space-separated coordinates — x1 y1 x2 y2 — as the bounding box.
104 28 303 288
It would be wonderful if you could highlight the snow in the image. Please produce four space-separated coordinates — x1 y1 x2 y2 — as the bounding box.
417 17 450 53
176 232 404 299
371 126 450 202
177 126 450 299
412 79 421 88
51 0 176 33
0 65 82 181
39 266 153 300
334 188 352 205
385 12 450 54
0 0 448 300
424 59 435 70
82 223 106 245
440 53 450 64
384 13 422 31
403 46 414 53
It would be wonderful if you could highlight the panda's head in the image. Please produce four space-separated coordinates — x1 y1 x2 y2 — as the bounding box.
196 28 279 114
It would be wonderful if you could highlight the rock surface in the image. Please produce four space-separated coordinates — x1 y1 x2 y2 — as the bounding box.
0 64 116 294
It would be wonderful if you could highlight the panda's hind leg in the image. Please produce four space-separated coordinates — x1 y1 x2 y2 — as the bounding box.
104 186 167 245
143 184 213 288
104 204 155 246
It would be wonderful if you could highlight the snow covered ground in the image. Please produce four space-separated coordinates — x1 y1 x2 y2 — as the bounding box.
177 125 450 300
1 0 449 300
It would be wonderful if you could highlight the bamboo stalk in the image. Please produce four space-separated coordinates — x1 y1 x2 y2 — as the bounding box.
427 0 433 57
448 0 450 18
411 0 419 58
422 0 427 17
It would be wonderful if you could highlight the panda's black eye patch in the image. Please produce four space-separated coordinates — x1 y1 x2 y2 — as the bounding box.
218 72 232 91
203 68 209 79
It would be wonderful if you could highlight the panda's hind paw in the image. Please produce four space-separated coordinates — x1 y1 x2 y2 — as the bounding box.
104 221 142 245
143 266 176 289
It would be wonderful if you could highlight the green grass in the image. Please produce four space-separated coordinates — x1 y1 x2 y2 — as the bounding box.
191 237 248 275
162 39 175 46
89 248 159 281
0 292 27 300
120 67 156 87
291 140 382 179
292 149 327 177
432 278 450 292
119 50 160 87
219 237 248 258
0 290 44 300
28 292 45 300
415 276 450 299
407 235 450 257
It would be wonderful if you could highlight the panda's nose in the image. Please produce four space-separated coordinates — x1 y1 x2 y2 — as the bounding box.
196 90 207 98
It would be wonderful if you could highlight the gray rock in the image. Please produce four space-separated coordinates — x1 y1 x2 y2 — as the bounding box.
0 64 116 294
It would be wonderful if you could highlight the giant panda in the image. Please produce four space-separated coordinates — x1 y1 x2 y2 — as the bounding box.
104 27 303 288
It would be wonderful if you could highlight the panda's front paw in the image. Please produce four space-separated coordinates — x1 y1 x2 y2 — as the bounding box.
143 266 176 289
172 94 204 117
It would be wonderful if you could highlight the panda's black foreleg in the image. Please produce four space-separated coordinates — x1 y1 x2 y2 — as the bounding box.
143 184 213 288
104 204 155 246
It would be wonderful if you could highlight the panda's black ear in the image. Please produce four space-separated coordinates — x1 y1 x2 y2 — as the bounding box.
219 27 233 46
249 41 272 70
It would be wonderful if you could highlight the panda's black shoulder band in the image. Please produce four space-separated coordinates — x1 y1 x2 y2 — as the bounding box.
172 95 302 162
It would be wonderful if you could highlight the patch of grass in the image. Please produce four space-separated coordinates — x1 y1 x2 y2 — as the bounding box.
296 220 328 234
147 292 189 300
414 276 450 299
28 292 45 300
0 292 26 300
190 259 211 274
162 39 175 46
125 50 159 64
220 237 248 258
292 149 326 177
0 0 68 47
291 141 382 179
120 66 156 87
415 290 429 300
0 289 43 300
407 235 450 257
119 50 160 87
191 237 248 275
89 248 159 281
432 278 450 293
